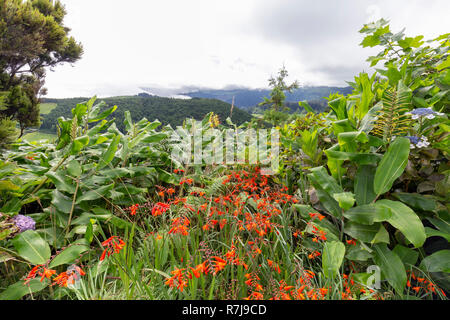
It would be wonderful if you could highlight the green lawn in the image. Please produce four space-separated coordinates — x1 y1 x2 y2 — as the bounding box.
20 103 58 142
22 131 56 142
39 103 57 114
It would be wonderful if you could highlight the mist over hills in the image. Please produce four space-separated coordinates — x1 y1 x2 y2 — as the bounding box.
172 85 353 110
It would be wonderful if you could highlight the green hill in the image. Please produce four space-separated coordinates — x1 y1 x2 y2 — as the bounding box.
39 95 253 133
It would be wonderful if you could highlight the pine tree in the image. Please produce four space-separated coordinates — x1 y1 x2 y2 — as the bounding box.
0 0 83 139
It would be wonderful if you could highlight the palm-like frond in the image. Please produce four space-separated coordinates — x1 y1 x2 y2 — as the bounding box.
372 86 412 141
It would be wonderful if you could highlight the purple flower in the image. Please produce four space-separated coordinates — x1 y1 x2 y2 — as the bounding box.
12 214 36 232
406 108 444 120
406 135 430 149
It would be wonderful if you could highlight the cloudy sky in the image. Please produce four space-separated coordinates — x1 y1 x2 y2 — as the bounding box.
44 0 450 98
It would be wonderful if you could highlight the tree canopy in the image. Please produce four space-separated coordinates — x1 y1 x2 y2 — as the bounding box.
0 0 83 140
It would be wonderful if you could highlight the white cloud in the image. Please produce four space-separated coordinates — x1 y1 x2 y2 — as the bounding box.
44 0 450 97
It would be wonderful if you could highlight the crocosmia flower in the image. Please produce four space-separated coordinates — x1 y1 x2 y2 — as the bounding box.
406 107 444 120
12 215 36 232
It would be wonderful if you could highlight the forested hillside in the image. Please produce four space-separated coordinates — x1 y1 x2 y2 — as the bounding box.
40 95 252 133
177 86 353 110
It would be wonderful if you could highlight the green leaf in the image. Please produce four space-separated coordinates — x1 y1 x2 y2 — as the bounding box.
85 220 94 243
96 135 120 170
436 56 450 71
0 180 20 191
308 166 344 195
437 69 450 86
345 244 372 261
371 224 390 244
332 192 355 211
141 132 168 144
124 110 133 132
45 171 76 194
361 34 381 47
66 160 82 177
51 189 73 214
88 105 117 123
71 212 112 225
49 239 89 268
373 244 407 294
386 63 402 86
315 188 342 218
392 245 419 267
398 35 424 49
0 279 48 300
425 227 450 242
69 135 89 155
109 216 133 229
427 217 450 234
322 241 345 279
298 100 314 113
76 183 115 203
420 250 450 273
343 204 391 225
344 221 382 243
392 192 437 212
376 200 426 248
12 230 51 265
374 137 410 195
72 103 87 121
325 149 381 165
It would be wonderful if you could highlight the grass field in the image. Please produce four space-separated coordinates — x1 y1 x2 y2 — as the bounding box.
39 103 57 114
19 103 58 142
22 131 56 142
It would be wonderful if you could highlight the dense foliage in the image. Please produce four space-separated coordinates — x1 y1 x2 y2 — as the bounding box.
0 19 449 301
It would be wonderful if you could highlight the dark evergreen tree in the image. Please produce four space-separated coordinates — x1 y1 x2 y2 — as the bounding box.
0 0 83 139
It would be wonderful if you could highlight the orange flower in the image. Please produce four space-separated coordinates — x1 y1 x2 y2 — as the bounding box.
168 216 190 236
40 268 56 282
309 212 325 221
52 272 70 287
180 178 193 185
24 265 43 284
129 204 139 216
165 267 188 292
211 256 227 274
246 291 263 300
225 249 236 261
100 236 126 261
308 251 321 259
219 219 227 230
152 202 170 216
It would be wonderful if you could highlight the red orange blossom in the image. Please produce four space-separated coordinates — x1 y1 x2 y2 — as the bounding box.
100 236 126 261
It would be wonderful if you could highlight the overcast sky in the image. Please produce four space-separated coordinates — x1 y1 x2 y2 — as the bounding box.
44 0 450 98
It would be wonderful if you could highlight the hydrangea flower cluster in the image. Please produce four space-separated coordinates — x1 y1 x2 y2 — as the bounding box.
406 107 445 120
12 214 36 232
406 135 430 149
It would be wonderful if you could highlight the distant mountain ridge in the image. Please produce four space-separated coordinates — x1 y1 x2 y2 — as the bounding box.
178 86 353 110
